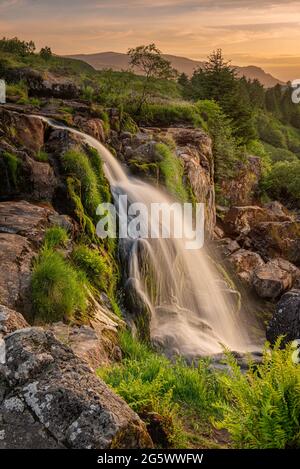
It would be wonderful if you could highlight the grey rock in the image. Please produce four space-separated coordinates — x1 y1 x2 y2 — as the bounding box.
0 328 153 449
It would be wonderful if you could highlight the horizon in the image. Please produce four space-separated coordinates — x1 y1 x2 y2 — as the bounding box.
1 0 300 81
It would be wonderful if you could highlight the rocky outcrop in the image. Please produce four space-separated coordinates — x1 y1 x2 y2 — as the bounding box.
117 127 216 236
0 328 152 449
248 221 300 265
73 116 106 142
0 108 45 154
266 289 300 345
253 260 294 300
220 155 261 206
168 128 215 235
223 204 292 237
227 249 264 286
0 201 70 315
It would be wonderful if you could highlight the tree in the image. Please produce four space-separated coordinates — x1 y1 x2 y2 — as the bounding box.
190 50 256 144
127 43 177 112
40 46 52 61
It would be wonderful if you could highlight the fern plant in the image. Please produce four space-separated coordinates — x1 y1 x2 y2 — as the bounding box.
214 341 300 448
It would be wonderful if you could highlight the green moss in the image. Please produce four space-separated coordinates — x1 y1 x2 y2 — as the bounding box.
66 177 96 240
2 151 20 187
31 248 87 324
156 143 188 202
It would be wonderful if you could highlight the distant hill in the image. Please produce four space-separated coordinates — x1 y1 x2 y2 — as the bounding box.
66 51 284 87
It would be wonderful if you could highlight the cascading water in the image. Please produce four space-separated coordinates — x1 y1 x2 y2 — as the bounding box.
41 117 261 357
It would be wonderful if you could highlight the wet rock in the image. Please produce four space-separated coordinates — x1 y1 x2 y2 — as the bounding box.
0 108 45 154
216 237 240 258
228 249 265 285
73 116 105 142
266 289 300 345
0 328 153 449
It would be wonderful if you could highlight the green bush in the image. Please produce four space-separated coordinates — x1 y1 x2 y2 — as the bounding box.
256 112 286 148
263 160 300 206
43 226 69 250
31 248 87 323
6 81 28 102
215 342 300 448
72 244 113 294
129 102 205 128
156 143 188 202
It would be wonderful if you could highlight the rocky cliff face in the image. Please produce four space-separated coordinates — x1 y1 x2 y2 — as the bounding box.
0 105 153 447
115 126 216 236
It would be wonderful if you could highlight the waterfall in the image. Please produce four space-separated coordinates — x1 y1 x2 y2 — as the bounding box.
41 117 260 357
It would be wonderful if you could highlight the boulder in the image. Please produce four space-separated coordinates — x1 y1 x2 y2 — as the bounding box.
216 237 240 258
253 259 294 300
73 116 106 143
223 206 272 237
0 328 152 449
0 305 29 336
248 221 300 265
266 289 300 345
228 249 265 285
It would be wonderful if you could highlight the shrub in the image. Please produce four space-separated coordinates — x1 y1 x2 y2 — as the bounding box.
43 226 69 250
215 342 300 448
156 143 188 202
31 248 87 323
256 112 286 148
263 160 300 207
6 81 28 102
129 102 205 128
72 244 113 294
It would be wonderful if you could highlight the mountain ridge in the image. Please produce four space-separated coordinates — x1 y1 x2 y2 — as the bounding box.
65 51 284 87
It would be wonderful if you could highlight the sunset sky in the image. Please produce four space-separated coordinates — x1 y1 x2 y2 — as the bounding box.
1 0 300 80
